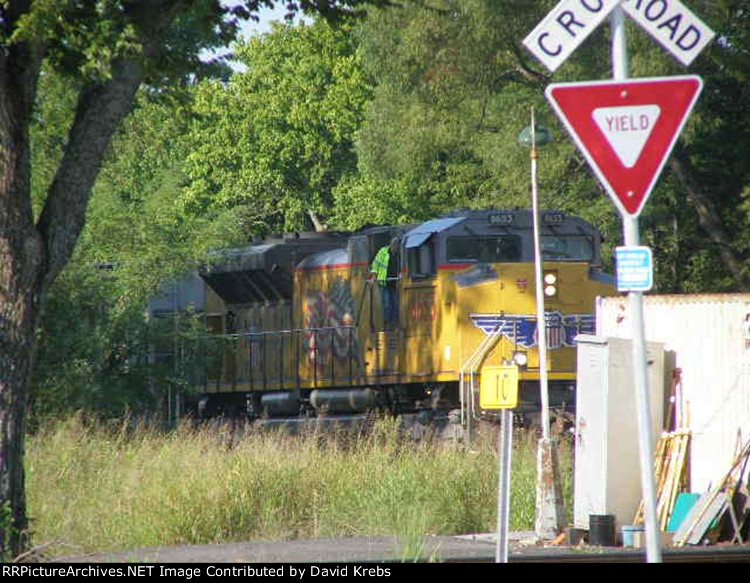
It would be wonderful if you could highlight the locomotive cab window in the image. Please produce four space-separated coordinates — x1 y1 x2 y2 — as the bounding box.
541 235 594 261
407 239 435 279
447 235 522 263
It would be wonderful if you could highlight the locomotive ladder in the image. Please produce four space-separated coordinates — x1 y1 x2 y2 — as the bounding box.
459 324 504 437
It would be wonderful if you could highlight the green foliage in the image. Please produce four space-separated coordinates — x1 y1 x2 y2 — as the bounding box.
12 1 139 81
30 264 151 423
349 0 750 290
28 80 245 424
332 174 431 228
349 0 616 234
181 18 372 232
9 1 251 84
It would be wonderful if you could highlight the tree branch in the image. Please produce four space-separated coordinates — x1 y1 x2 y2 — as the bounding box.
509 42 550 86
35 0 190 289
668 144 748 290
36 58 144 289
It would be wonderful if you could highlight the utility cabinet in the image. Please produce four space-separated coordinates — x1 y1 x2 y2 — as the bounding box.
574 334 665 531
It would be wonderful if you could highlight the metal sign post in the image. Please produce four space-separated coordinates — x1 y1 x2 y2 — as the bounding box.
527 107 565 540
611 6 665 563
530 107 551 441
524 0 715 565
495 408 513 563
480 366 519 563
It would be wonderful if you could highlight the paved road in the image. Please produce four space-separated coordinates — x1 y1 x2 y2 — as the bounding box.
55 532 533 563
54 532 750 563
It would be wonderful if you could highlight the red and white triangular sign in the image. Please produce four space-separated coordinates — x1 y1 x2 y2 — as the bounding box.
546 76 703 217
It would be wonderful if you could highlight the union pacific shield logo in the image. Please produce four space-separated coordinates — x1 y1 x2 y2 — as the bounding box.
469 312 594 349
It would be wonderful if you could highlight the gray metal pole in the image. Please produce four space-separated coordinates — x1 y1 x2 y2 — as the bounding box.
530 107 550 439
495 408 513 563
530 107 564 539
612 7 662 564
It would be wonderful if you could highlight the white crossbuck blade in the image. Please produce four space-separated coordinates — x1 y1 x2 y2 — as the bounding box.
523 0 716 72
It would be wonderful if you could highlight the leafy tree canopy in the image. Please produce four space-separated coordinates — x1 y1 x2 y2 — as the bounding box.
181 17 373 233
344 0 750 291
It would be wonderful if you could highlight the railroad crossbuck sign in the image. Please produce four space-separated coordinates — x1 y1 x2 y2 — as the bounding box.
523 0 716 72
621 0 715 66
545 76 703 217
522 0 621 72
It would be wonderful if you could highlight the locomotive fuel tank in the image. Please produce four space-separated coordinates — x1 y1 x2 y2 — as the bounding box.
310 388 377 414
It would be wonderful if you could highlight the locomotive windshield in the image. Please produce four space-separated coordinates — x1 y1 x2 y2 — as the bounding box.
447 235 522 263
446 234 595 263
541 235 595 261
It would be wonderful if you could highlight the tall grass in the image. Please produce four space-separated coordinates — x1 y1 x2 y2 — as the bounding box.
25 415 573 557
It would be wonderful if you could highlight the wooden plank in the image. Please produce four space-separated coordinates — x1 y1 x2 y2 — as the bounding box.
665 432 690 528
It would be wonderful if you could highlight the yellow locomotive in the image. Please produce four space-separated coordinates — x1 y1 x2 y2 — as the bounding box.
192 208 614 429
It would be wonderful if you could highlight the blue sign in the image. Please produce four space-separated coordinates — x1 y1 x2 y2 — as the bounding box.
615 246 653 292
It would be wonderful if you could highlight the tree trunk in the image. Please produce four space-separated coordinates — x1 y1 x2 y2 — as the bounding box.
0 290 40 557
0 20 44 557
0 0 189 557
308 210 329 232
0 49 146 561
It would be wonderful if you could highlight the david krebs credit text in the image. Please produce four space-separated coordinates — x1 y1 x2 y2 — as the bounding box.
3 565 393 579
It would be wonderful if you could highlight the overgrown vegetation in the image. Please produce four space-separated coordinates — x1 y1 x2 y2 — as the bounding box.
26 416 573 558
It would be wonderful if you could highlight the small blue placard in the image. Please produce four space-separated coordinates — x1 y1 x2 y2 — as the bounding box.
615 246 653 292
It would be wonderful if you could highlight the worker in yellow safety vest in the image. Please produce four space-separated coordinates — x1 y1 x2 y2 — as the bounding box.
369 237 400 326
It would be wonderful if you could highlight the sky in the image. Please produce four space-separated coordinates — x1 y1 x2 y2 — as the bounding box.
208 3 306 70
235 3 305 39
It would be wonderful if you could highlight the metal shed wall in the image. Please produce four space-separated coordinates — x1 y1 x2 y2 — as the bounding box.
596 294 750 492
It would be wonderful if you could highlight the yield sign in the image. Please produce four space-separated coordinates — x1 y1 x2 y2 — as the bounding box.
546 75 703 217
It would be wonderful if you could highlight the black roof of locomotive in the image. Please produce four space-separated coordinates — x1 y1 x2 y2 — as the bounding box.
197 210 601 303
201 232 350 275
200 232 351 303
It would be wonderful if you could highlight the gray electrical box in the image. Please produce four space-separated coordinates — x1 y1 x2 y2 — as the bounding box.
573 334 665 532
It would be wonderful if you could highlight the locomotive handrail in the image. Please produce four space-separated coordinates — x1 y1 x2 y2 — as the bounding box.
459 323 505 434
219 325 358 338
202 325 360 392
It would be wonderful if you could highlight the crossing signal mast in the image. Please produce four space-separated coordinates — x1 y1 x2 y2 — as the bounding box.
521 0 715 564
